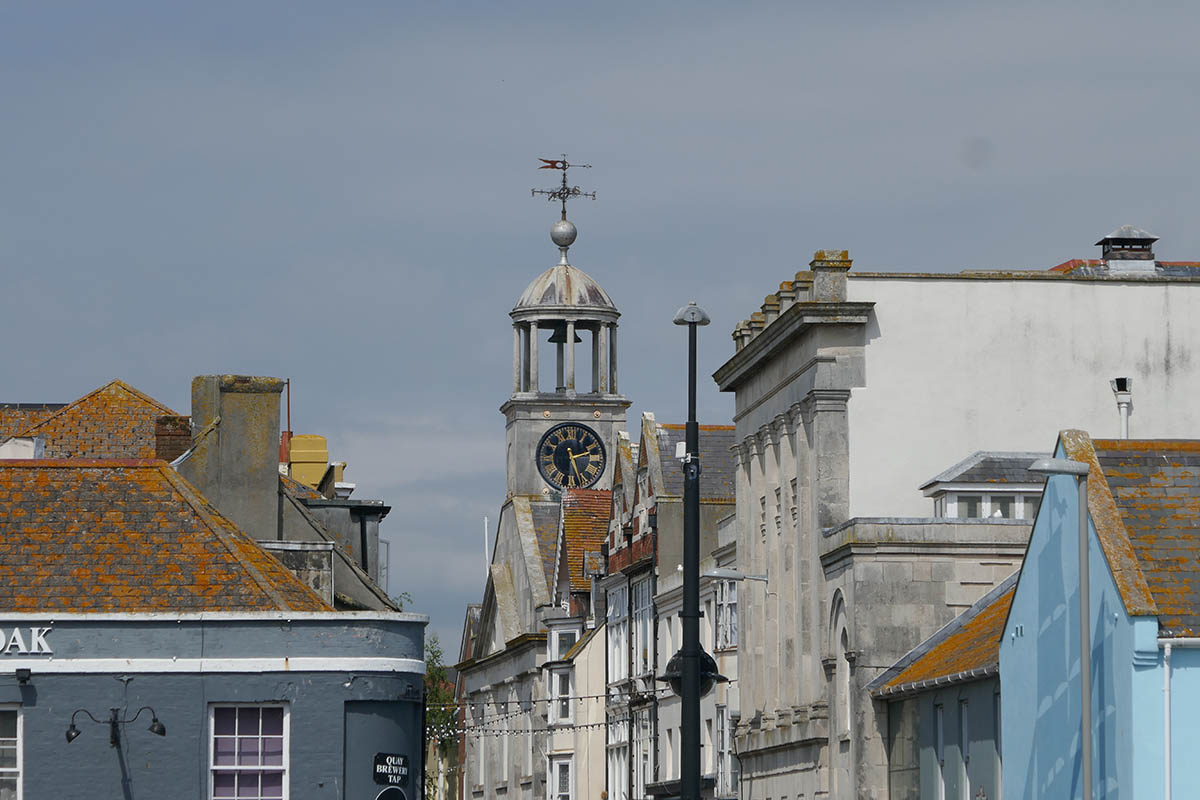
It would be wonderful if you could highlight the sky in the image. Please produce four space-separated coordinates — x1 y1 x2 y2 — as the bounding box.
2 2 1199 649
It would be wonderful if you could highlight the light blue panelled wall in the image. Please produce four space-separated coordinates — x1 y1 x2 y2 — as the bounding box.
999 438 1200 799
999 440 1137 800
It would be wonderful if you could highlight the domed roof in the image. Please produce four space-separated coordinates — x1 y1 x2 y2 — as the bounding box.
513 262 617 314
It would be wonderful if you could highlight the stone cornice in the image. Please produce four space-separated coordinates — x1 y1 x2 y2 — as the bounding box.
713 301 873 392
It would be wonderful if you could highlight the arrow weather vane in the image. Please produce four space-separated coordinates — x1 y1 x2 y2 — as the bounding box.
532 155 596 220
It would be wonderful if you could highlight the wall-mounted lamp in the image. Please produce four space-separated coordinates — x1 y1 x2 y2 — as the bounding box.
15 668 31 685
65 706 166 747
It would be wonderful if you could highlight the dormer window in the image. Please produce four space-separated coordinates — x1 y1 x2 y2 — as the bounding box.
921 452 1046 521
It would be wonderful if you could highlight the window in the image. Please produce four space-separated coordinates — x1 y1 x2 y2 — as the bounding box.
665 728 675 780
550 669 572 725
990 496 1015 519
759 497 767 540
1024 496 1041 520
956 496 981 519
790 478 798 524
703 599 714 651
549 755 572 800
632 578 654 675
716 580 738 650
552 628 578 660
211 705 287 800
607 713 629 800
715 705 739 797
0 708 20 800
704 717 714 774
632 707 653 799
608 584 629 687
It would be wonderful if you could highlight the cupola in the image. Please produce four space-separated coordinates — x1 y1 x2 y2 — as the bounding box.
1096 225 1158 272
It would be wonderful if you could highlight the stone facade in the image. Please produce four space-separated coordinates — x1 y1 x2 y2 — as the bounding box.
713 241 1200 799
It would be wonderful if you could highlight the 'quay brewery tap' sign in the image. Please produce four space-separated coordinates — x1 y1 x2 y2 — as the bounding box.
0 627 52 655
373 753 409 787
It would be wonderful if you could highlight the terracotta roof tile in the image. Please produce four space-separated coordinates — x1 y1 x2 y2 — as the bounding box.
0 459 330 612
1093 438 1200 636
8 380 176 459
562 488 611 591
872 575 1016 697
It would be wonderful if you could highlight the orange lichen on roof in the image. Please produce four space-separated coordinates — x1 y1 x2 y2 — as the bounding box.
0 404 62 440
0 459 330 612
280 472 324 500
883 586 1014 691
562 488 612 590
10 380 177 459
1090 437 1200 635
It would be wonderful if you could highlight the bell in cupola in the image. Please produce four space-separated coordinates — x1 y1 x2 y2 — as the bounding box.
547 324 583 344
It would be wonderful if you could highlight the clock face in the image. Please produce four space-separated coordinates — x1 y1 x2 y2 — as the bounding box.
537 423 607 489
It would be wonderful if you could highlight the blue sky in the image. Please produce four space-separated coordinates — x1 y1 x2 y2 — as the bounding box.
2 2 1198 647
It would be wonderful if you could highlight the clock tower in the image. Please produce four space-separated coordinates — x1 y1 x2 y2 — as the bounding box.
502 189 629 498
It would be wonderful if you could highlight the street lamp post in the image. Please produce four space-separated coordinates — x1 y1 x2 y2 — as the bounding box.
674 300 710 800
1029 456 1091 799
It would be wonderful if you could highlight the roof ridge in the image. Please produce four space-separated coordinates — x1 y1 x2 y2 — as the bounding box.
12 379 176 440
1061 429 1156 616
158 464 326 611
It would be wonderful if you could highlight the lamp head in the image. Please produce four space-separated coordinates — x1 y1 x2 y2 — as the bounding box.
1028 457 1090 476
65 723 81 743
673 301 711 326
148 716 166 737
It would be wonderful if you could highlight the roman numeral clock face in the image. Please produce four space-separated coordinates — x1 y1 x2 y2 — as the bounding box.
537 423 606 490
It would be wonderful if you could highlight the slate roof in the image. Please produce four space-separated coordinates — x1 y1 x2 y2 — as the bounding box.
530 500 562 594
4 380 177 459
869 572 1017 698
0 404 65 440
919 451 1048 491
654 423 737 500
0 459 331 612
561 488 612 591
1093 438 1200 637
280 472 324 500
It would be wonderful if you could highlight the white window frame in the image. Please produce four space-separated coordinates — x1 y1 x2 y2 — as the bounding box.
0 705 22 800
551 627 580 661
548 754 574 800
632 577 654 676
944 491 1042 520
716 579 738 651
549 667 573 726
209 703 289 800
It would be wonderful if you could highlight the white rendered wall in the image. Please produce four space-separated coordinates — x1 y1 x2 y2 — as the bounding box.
844 276 1200 518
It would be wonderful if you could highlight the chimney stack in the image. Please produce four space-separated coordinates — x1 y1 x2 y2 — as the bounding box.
177 375 286 540
1097 226 1157 273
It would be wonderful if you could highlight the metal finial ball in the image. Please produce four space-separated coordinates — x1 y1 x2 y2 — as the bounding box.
551 219 578 248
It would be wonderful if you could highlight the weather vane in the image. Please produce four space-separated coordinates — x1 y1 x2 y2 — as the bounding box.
532 155 596 220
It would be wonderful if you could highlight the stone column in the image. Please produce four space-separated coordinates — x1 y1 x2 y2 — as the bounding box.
591 326 600 393
609 325 618 394
565 321 575 393
598 325 610 393
513 326 522 394
529 321 539 393
787 402 814 708
556 340 565 391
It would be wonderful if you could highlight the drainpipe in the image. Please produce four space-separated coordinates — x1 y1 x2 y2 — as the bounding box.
1110 378 1132 439
1164 641 1172 800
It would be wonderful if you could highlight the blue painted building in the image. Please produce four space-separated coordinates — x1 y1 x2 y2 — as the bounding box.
0 459 427 800
1000 430 1200 799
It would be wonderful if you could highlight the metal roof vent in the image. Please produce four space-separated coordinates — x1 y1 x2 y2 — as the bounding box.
1096 225 1158 273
